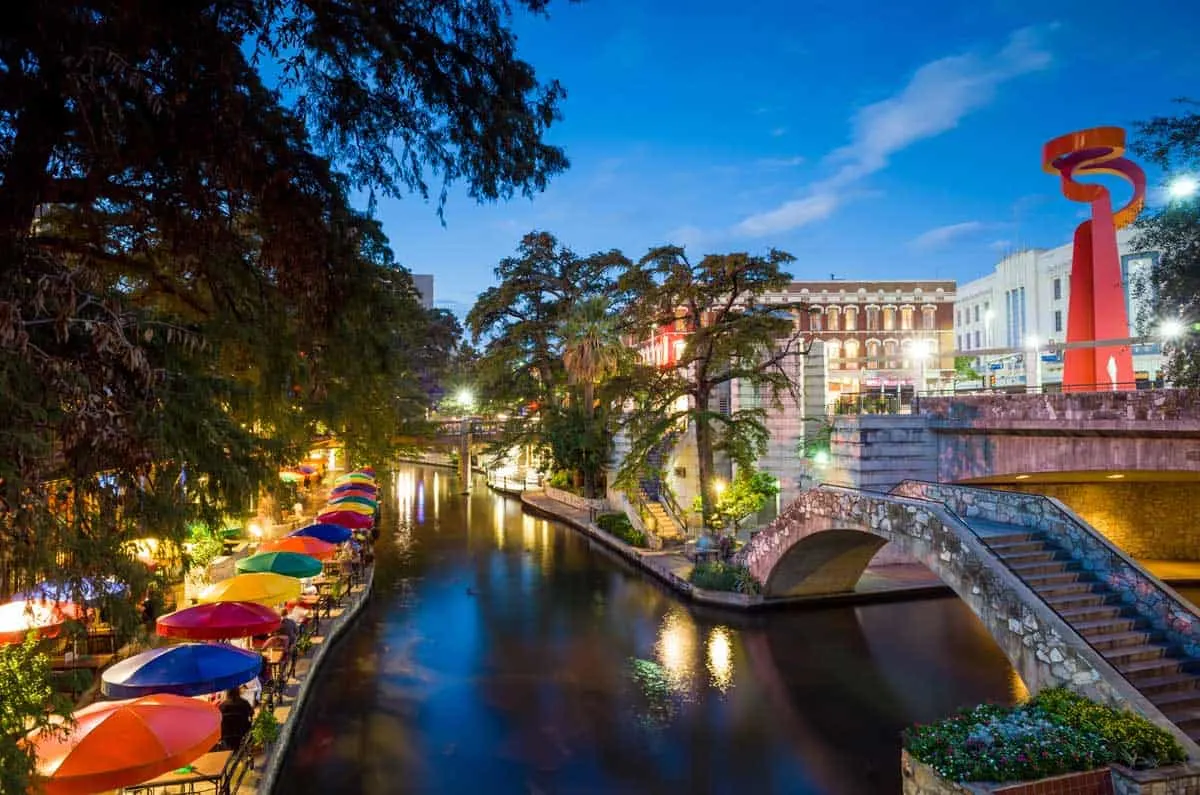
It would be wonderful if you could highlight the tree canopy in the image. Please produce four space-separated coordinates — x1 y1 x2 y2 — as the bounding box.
1132 101 1200 386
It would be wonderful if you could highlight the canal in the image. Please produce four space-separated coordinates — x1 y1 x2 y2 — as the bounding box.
275 465 1022 794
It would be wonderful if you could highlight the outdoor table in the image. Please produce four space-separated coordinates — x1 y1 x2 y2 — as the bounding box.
122 749 231 793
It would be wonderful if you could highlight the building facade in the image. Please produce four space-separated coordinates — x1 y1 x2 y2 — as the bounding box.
953 229 1164 389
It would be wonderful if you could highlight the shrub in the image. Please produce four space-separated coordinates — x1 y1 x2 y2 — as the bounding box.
1029 688 1185 769
689 562 761 595
904 689 1186 784
250 707 281 748
596 513 646 547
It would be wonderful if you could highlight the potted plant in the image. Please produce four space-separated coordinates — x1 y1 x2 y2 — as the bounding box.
250 707 281 751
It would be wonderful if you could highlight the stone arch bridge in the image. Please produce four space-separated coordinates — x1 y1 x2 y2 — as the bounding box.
737 481 1200 756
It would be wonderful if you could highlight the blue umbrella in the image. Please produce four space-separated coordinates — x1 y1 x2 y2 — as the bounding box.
290 523 352 544
14 577 127 604
101 643 262 699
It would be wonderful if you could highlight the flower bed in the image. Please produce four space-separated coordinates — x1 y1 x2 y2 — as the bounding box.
903 689 1184 785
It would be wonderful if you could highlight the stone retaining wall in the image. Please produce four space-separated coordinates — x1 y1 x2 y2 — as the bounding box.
544 485 609 513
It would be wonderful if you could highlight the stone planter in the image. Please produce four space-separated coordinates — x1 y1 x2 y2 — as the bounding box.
901 750 1113 795
1110 762 1200 794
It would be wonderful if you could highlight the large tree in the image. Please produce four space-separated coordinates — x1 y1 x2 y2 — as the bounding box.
618 247 805 530
0 0 568 781
1132 101 1200 385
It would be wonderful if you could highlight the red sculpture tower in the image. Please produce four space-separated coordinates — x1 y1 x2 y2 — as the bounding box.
1042 127 1146 391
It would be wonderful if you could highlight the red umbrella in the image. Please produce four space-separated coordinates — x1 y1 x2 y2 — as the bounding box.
0 599 83 645
330 487 377 500
30 694 220 795
317 509 374 530
259 535 337 560
156 600 281 641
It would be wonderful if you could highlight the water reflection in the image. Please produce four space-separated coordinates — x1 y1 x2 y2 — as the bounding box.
277 466 1018 795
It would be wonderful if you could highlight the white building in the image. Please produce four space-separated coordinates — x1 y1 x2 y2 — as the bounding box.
412 274 434 309
954 229 1164 388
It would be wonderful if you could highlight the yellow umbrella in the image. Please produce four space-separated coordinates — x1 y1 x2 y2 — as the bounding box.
197 573 301 607
322 501 373 516
335 473 375 485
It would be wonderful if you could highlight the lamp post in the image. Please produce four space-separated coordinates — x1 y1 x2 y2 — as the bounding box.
1168 176 1198 201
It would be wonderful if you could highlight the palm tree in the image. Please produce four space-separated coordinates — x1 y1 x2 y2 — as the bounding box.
561 297 624 418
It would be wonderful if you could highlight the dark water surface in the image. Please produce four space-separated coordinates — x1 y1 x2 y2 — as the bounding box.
274 466 1022 795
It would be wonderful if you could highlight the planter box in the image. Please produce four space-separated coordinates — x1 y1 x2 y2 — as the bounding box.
902 750 1113 795
1110 762 1200 794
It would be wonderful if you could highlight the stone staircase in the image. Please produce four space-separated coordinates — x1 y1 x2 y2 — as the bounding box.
638 489 685 542
983 527 1200 743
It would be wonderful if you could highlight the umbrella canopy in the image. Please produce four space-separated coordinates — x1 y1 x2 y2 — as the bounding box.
322 501 373 516
102 643 261 698
328 495 377 509
331 482 376 494
198 572 301 606
236 551 322 579
14 577 126 604
0 600 83 645
295 464 317 475
31 694 220 795
290 523 352 544
279 469 305 483
156 601 281 641
335 473 374 485
317 509 374 529
358 466 375 476
259 535 336 560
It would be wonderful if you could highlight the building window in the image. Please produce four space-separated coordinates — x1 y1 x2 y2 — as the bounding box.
882 306 896 331
974 305 980 323
1054 310 1063 333
922 306 936 330
900 306 914 331
809 308 822 332
956 309 961 326
826 305 840 331
1053 278 1061 300
884 339 898 369
842 339 859 370
866 306 880 331
866 339 881 366
957 334 962 352
974 330 981 348
843 306 858 331
825 339 841 366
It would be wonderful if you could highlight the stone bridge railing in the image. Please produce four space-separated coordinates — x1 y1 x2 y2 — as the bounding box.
893 480 1200 659
914 388 1200 433
736 484 1198 754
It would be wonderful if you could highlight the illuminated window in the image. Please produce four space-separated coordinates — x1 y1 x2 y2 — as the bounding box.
882 306 896 331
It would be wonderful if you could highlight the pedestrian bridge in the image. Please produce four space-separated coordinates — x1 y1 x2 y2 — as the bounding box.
738 480 1200 755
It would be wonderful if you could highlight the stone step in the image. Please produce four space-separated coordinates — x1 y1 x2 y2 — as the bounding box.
1085 630 1162 651
1034 582 1100 598
1058 604 1126 623
985 532 1039 546
1149 687 1200 708
998 550 1061 565
1023 571 1085 588
1121 657 1192 679
1104 644 1173 666
1075 617 1146 636
1130 671 1200 696
1044 591 1111 609
987 539 1049 556
1011 560 1078 577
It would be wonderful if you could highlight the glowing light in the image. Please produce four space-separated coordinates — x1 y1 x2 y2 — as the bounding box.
456 388 475 411
706 626 734 693
1169 176 1199 200
813 450 831 467
1160 319 1185 339
655 607 697 694
712 479 726 497
1025 335 1040 350
248 521 263 538
1105 473 1125 480
1010 669 1030 703
1014 474 1032 480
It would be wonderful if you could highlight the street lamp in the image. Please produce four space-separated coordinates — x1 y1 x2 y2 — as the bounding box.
456 387 475 413
1160 318 1185 340
1169 176 1199 200
1026 335 1043 392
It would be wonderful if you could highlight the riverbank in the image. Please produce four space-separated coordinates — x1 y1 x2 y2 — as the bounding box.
519 490 950 610
241 563 375 794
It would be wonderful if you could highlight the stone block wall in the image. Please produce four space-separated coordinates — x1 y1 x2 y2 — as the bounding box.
1000 482 1200 562
917 389 1200 430
825 415 938 492
544 485 609 512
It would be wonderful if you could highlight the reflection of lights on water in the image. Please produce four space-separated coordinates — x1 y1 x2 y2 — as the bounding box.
493 499 505 548
706 626 734 693
416 479 425 524
1010 669 1030 703
522 515 535 548
540 520 552 575
655 607 697 694
432 472 439 520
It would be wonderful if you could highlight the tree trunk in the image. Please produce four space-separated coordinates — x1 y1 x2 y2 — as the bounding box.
694 389 715 530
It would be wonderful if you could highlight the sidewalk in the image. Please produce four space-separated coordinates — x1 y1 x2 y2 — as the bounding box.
518 490 947 608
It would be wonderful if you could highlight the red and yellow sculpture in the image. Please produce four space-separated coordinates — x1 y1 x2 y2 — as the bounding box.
1042 127 1145 391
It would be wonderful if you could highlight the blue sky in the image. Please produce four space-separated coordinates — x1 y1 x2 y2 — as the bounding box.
367 0 1200 317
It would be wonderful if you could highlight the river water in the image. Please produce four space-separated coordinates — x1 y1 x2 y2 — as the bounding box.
274 465 1023 795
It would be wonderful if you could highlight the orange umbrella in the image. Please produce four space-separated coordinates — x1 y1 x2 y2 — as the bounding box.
0 600 83 645
259 535 337 560
30 694 220 795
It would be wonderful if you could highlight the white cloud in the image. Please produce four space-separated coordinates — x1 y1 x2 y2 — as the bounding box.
733 27 1053 237
989 239 1014 251
910 221 987 250
733 193 840 236
756 156 806 169
668 225 712 251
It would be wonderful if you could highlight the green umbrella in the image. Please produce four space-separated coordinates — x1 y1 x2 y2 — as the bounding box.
235 551 322 579
327 495 376 510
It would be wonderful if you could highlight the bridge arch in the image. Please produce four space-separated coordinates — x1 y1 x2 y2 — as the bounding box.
738 485 1200 756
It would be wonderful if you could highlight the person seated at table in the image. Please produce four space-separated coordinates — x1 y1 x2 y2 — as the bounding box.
218 687 253 751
